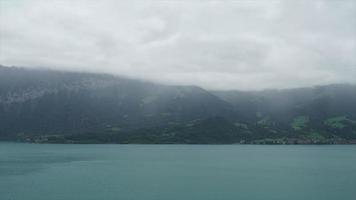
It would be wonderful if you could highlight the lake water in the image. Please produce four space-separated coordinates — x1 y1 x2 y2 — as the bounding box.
1 143 355 200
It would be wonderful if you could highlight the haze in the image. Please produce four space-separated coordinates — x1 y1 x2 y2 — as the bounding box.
0 0 355 90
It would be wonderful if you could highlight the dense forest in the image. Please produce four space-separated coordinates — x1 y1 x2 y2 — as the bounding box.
1 65 355 144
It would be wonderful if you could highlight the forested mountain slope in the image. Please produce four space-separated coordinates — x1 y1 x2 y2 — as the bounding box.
1 65 355 144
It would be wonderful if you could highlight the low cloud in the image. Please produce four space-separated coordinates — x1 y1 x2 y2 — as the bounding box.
0 0 355 90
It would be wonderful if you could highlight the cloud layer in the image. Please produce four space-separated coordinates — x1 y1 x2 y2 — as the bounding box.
0 0 355 90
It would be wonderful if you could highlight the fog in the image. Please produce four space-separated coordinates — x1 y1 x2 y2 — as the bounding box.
0 0 355 90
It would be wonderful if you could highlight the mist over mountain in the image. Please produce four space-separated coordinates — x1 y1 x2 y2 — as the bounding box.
0 65 355 144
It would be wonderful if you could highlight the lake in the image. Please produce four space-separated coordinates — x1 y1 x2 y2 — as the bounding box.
1 143 355 200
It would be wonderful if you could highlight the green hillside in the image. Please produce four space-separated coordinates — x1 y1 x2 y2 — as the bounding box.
1 65 355 144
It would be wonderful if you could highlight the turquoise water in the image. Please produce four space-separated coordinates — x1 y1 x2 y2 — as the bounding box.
0 143 355 200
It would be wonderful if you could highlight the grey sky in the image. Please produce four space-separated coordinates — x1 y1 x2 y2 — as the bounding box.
0 0 355 90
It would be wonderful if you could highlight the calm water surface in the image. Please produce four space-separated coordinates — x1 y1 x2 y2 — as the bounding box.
1 143 355 200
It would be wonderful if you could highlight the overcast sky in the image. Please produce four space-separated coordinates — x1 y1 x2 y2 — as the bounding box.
0 0 355 90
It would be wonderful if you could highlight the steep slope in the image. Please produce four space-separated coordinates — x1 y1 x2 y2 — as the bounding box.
0 66 235 139
1 65 355 143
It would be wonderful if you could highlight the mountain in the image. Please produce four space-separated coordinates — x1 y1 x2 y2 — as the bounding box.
0 65 355 144
213 85 356 142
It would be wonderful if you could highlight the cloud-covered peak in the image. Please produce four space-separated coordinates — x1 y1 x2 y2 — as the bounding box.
0 0 355 90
